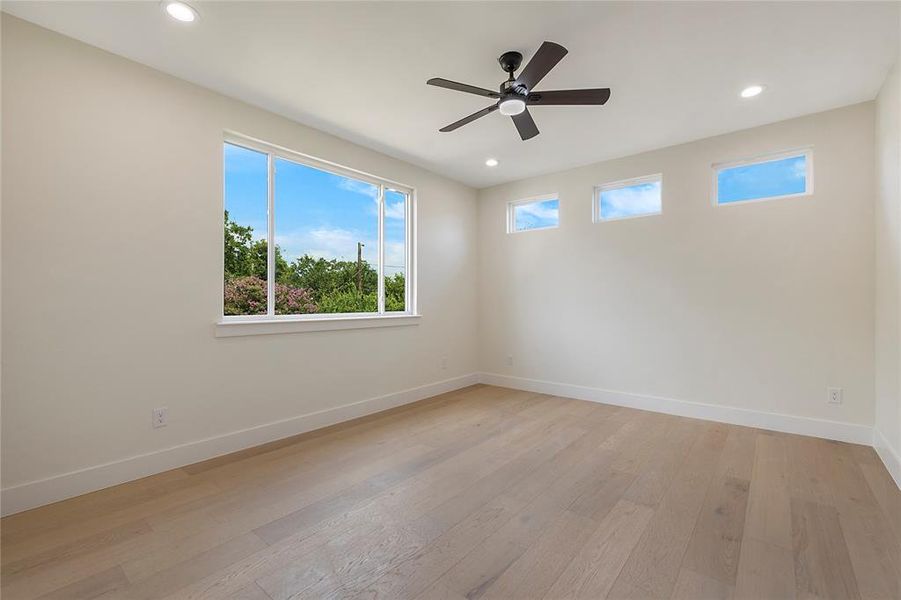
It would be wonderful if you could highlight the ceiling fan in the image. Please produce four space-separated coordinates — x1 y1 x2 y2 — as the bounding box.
427 41 611 141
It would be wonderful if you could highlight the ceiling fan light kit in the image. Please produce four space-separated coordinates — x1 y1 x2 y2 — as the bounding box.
499 98 526 116
427 41 611 141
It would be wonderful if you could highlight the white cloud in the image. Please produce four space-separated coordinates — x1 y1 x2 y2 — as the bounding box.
385 200 406 220
384 241 406 275
276 227 405 276
276 227 378 264
335 177 408 221
336 177 378 199
601 183 661 219
516 201 558 222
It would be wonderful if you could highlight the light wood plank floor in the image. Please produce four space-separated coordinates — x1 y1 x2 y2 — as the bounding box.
2 385 899 599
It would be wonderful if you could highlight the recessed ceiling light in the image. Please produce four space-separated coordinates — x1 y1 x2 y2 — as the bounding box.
163 1 198 23
740 85 764 98
485 158 499 167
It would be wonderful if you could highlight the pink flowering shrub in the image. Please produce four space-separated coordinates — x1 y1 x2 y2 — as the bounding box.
274 282 318 315
224 276 318 316
224 276 266 315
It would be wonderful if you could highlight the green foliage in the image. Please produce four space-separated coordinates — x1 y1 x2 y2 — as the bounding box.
224 211 288 281
224 211 406 315
253 239 290 281
316 290 378 314
280 255 377 300
385 273 406 312
223 211 257 278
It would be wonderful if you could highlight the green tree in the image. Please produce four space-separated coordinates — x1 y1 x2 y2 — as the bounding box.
283 255 377 302
224 211 288 281
223 210 255 279
385 273 406 311
316 290 378 313
253 238 288 282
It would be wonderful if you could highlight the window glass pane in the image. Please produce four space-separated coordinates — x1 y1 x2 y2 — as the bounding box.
599 179 661 220
223 143 268 316
384 189 407 312
512 198 559 232
717 154 807 204
273 158 379 314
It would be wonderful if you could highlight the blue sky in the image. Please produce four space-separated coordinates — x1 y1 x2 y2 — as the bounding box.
225 143 406 275
600 180 661 219
718 155 806 204
514 198 559 231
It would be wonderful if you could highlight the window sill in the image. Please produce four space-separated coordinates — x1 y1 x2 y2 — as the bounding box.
215 314 421 337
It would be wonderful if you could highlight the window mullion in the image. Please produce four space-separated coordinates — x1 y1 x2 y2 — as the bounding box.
267 153 275 317
377 185 385 314
405 191 412 314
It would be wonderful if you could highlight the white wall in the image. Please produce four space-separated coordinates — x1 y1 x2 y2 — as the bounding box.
2 13 897 514
0 16 479 511
875 56 901 485
478 103 876 433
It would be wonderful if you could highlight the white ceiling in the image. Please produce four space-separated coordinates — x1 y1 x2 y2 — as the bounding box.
4 1 899 188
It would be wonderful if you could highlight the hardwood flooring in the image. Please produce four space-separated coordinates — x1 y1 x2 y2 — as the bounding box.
2 385 899 599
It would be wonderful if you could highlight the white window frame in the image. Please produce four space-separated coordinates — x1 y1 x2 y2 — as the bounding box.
217 132 418 337
506 193 560 234
712 147 814 207
593 173 663 222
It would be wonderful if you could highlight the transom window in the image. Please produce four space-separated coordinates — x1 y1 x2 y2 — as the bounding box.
594 174 662 221
714 148 812 205
507 195 560 233
223 135 413 321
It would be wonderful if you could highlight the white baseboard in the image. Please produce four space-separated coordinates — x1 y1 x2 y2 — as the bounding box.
873 428 901 491
4 371 893 516
0 373 480 517
478 373 874 445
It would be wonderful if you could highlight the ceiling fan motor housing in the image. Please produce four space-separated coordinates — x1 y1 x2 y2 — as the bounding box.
501 80 526 95
498 51 523 75
499 52 530 96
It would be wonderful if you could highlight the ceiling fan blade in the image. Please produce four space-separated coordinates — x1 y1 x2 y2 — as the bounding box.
528 88 611 105
439 104 499 132
511 108 539 140
427 78 500 98
514 41 568 92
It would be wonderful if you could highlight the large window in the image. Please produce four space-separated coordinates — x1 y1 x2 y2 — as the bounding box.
507 195 560 233
594 174 662 221
223 136 413 321
714 149 812 205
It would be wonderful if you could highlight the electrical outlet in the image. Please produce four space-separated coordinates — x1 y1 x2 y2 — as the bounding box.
440 356 448 370
505 355 513 367
152 407 168 428
827 387 842 405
